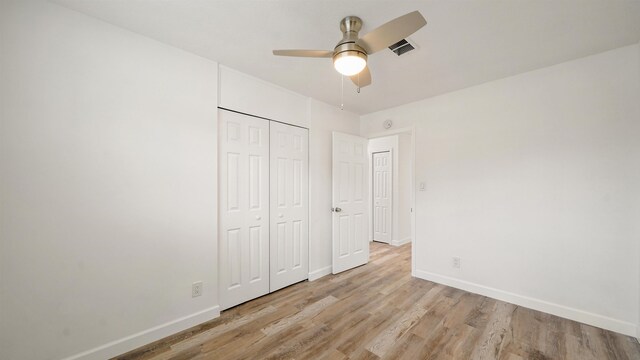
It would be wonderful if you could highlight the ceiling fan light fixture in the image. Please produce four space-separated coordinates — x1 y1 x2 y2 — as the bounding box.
273 11 427 89
333 51 367 76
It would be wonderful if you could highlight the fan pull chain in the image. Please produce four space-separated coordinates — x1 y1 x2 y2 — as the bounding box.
357 72 361 93
340 75 344 110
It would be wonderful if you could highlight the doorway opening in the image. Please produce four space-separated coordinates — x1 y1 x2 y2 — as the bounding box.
367 129 415 271
330 128 415 276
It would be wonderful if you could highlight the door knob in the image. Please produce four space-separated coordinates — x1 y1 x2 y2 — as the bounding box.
278 213 284 218
256 216 261 220
332 207 342 213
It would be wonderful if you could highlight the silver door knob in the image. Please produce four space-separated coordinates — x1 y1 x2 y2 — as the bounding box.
256 216 261 220
278 213 283 218
332 207 342 213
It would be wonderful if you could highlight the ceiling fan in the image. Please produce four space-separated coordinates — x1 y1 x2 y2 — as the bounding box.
273 11 427 88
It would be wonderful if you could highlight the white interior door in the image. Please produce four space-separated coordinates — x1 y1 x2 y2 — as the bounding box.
219 110 270 310
332 132 369 274
270 122 309 292
373 151 392 243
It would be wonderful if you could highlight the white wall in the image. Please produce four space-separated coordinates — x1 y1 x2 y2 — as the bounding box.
218 65 309 128
0 1 219 359
361 44 640 336
308 99 360 280
0 3 362 359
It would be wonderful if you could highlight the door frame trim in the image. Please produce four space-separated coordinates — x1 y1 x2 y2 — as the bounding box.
365 126 416 277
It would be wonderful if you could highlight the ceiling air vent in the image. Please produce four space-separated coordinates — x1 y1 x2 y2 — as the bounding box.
388 38 416 56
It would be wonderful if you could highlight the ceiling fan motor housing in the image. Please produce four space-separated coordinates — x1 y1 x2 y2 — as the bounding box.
337 16 364 46
333 42 367 60
334 15 368 64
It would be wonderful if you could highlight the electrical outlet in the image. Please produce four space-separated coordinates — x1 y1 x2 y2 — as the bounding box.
419 182 426 191
192 281 203 298
452 257 461 269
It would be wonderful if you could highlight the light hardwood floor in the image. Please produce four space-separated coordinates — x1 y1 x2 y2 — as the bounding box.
116 242 640 360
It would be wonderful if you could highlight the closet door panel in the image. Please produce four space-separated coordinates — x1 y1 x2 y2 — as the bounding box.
219 110 270 310
270 122 309 292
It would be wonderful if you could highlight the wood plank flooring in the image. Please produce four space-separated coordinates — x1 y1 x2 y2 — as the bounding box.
115 242 640 360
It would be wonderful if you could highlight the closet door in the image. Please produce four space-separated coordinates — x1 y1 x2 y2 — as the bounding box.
219 110 270 310
270 122 309 292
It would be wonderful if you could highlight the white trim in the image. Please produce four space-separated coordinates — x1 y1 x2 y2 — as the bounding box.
308 265 333 281
637 40 640 345
391 237 411 246
61 306 220 360
409 127 416 278
366 126 415 139
414 270 636 337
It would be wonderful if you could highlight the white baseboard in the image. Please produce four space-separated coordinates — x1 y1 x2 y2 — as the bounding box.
308 265 332 281
414 270 636 337
62 306 220 360
391 237 411 246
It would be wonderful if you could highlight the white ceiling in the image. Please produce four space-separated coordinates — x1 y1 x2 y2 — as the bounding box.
54 0 640 114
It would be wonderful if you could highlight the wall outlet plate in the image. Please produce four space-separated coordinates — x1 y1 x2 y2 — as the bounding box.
452 257 461 269
192 281 203 297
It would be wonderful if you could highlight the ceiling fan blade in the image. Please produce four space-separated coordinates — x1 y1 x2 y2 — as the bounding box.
357 11 426 54
350 65 372 88
272 49 333 58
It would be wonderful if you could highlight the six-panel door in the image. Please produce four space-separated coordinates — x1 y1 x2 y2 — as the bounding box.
219 110 270 310
332 132 370 274
270 122 309 292
373 151 392 243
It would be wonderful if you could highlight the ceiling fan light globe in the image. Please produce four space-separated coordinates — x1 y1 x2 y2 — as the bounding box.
333 51 367 76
